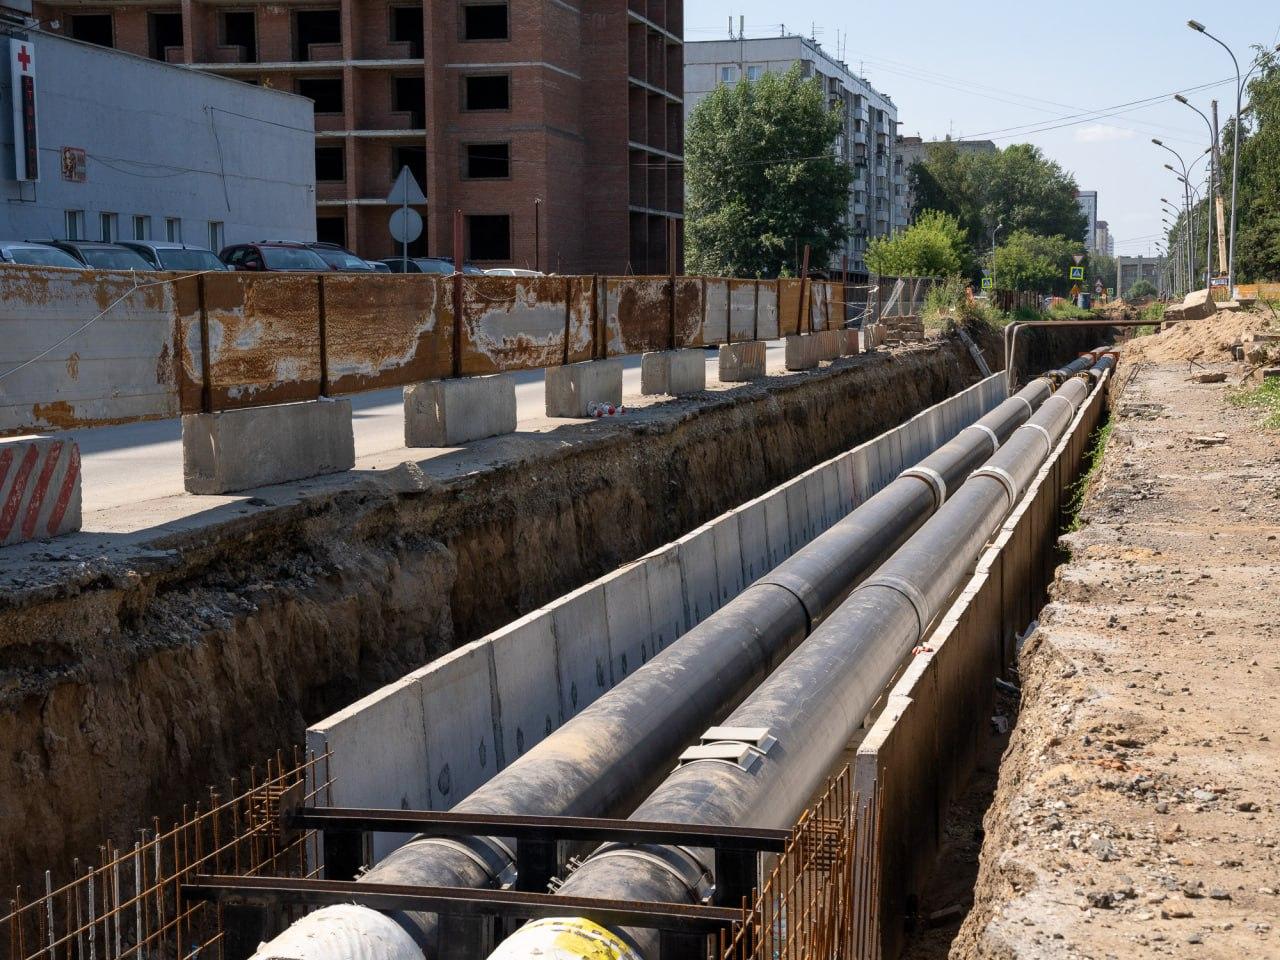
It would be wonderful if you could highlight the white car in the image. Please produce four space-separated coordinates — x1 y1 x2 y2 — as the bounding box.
484 268 547 277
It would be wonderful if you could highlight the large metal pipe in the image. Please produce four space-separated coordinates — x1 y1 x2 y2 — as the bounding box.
251 374 1063 960
489 358 1112 960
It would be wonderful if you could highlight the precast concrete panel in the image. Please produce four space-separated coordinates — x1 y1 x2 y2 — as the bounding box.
489 611 562 763
418 641 500 811
641 544 687 647
711 511 745 607
602 562 656 682
702 279 729 345
550 583 613 721
676 524 721 627
734 497 771 584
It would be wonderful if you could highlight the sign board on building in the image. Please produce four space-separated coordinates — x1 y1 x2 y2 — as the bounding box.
10 39 39 182
61 146 86 182
1069 266 1085 281
1210 276 1230 287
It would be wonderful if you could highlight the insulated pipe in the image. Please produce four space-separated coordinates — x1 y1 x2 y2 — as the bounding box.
490 360 1111 960
250 375 1061 960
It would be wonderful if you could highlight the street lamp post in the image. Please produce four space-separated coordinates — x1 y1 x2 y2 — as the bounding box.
991 222 1003 294
1154 139 1197 288
1174 95 1217 288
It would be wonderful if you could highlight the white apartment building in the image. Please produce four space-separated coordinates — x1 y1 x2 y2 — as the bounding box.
685 35 906 279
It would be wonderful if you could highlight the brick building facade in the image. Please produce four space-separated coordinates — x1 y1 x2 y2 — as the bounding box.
36 0 684 273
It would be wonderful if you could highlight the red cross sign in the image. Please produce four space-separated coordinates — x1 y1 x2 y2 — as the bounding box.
16 45 30 72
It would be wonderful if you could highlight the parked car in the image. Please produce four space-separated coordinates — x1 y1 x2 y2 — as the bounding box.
380 256 485 275
120 241 228 272
305 242 377 272
219 242 330 272
368 260 392 273
0 240 86 268
43 240 153 271
484 268 546 277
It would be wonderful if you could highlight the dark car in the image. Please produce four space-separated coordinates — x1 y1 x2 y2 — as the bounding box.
219 242 330 272
381 256 485 275
306 242 377 272
368 260 392 273
0 240 85 268
120 241 228 272
43 240 153 271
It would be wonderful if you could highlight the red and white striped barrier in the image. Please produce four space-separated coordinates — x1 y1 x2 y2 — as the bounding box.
0 436 81 547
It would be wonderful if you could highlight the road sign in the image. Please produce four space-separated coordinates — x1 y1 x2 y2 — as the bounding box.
389 207 423 243
981 277 993 290
1107 288 1115 297
1069 266 1085 281
1094 280 1104 294
1072 253 1085 265
386 166 426 206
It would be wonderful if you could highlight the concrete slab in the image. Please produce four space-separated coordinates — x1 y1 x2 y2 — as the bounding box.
550 582 612 720
677 524 720 627
735 497 770 584
718 341 766 381
489 610 562 763
545 359 624 418
602 561 654 682
711 512 745 606
840 328 861 357
182 398 354 495
815 329 842 362
642 544 687 646
784 334 821 371
403 375 517 448
418 640 500 810
763 488 792 569
784 477 814 552
0 435 81 547
640 350 707 396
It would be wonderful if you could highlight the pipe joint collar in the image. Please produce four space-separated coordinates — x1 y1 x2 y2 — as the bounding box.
1023 421 1054 457
971 464 1019 511
590 843 714 903
966 422 1001 457
900 466 948 510
860 573 929 643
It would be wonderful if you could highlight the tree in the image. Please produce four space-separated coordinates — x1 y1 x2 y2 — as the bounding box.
685 65 853 277
865 210 967 277
1125 279 1157 300
994 230 1084 295
1228 49 1280 281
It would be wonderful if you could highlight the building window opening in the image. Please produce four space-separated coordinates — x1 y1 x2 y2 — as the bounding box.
147 11 183 61
297 77 344 113
464 74 509 111
133 215 151 241
315 145 346 182
99 212 118 242
746 64 763 81
220 11 257 63
316 216 346 246
70 14 114 48
390 6 423 58
293 9 341 62
65 210 85 241
208 221 224 251
165 218 182 242
465 143 509 179
392 76 426 126
466 215 511 261
463 3 508 41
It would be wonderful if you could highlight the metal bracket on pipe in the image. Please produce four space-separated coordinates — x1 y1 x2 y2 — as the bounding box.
680 726 776 772
900 466 948 509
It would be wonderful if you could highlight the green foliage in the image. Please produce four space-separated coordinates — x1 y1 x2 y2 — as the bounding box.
1141 302 1166 324
1227 377 1280 429
994 230 1085 295
685 65 853 278
920 273 1010 330
1065 419 1113 532
865 211 967 277
907 141 1088 281
1125 279 1158 300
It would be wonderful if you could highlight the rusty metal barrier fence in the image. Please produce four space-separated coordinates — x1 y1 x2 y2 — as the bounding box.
0 266 858 437
0 748 333 960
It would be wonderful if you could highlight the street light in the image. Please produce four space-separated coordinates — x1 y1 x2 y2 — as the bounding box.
991 222 1003 293
1174 94 1217 287
1155 139 1197 288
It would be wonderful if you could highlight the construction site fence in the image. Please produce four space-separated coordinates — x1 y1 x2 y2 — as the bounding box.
0 266 944 438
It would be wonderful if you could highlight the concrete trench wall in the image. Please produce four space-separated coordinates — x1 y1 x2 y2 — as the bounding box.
308 373 1009 862
850 369 1111 960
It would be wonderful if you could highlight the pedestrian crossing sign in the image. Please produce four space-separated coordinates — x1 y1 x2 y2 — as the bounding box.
1069 266 1085 281
981 277 993 290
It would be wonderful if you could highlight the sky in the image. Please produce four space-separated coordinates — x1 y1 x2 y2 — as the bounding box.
685 1 1280 258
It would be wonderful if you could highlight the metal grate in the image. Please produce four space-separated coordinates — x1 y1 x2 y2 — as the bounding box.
1 747 333 960
719 767 880 960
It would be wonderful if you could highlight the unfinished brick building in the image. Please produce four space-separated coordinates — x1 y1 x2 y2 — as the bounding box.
37 0 684 272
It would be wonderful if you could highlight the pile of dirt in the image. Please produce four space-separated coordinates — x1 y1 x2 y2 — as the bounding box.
1121 305 1279 364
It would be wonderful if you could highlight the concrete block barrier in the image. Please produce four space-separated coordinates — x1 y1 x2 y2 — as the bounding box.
182 398 354 495
840 328 862 356
0 435 81 546
403 374 517 448
640 349 707 396
815 329 843 361
545 359 624 418
784 334 821 371
718 341 766 382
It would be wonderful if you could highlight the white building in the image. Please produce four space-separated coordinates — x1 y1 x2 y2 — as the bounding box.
684 35 906 279
0 18 315 248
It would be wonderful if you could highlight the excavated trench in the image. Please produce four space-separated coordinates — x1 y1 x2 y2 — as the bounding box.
0 327 1101 900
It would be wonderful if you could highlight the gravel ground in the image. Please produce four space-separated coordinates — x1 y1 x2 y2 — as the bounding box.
953 360 1280 959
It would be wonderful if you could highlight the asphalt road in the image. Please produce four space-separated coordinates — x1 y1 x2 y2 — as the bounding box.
67 344 789 515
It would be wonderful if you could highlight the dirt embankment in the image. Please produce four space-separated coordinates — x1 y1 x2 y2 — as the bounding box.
1 341 998 897
955 361 1280 959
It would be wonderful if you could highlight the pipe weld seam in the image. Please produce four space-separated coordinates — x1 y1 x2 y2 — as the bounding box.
971 465 1019 511
900 466 947 510
966 422 1000 457
859 574 928 643
591 844 708 894
1023 421 1054 456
